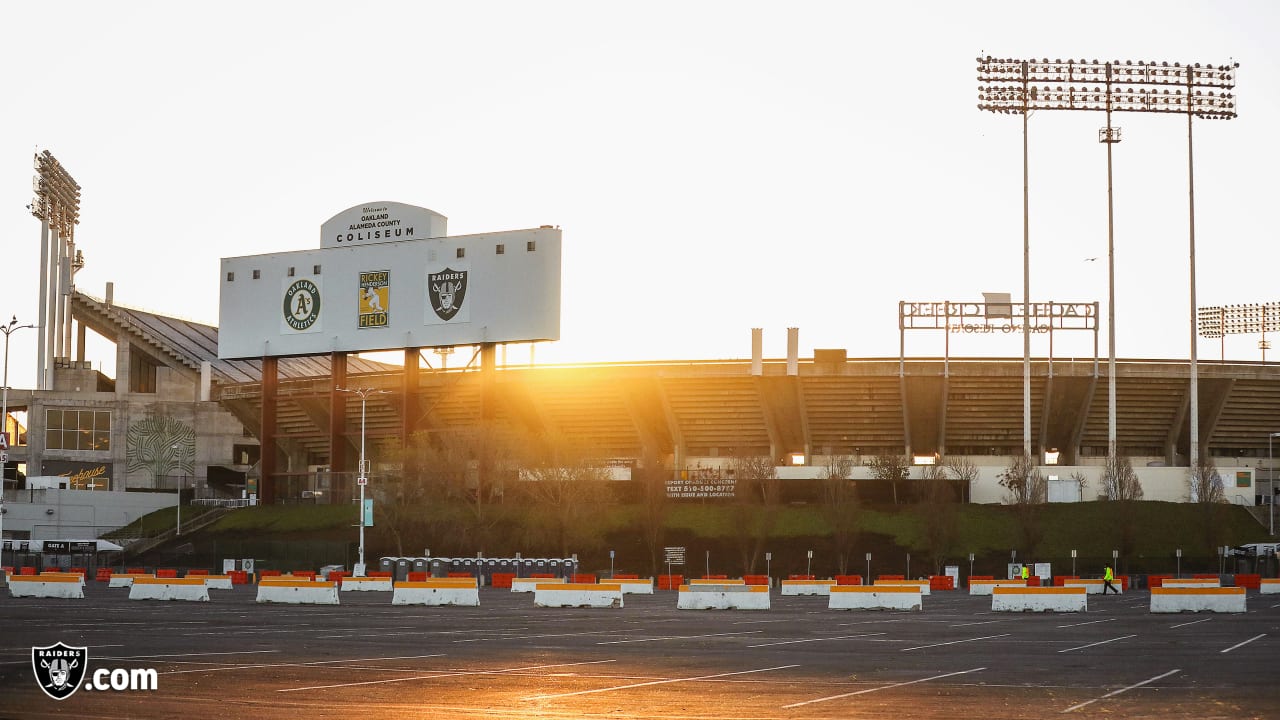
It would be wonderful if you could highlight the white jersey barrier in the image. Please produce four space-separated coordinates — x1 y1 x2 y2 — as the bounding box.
828 585 922 611
1260 579 1280 595
39 572 86 587
781 579 836 596
1063 579 1122 595
676 584 770 611
511 577 563 593
874 579 931 596
340 576 394 592
129 577 211 602
8 575 84 599
1150 587 1245 613
600 578 655 595
392 579 480 606
108 573 154 589
199 575 234 590
991 586 1087 612
1161 578 1221 589
969 579 1027 596
256 579 340 605
534 583 623 608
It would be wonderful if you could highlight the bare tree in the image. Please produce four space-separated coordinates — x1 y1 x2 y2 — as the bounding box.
728 453 781 574
636 447 670 576
918 463 958 574
819 455 859 575
1189 457 1228 556
396 425 513 553
518 432 614 557
997 454 1047 557
866 453 911 504
1069 470 1089 501
1101 455 1144 501
945 456 980 503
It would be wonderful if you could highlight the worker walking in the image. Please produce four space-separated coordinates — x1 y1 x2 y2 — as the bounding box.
1102 565 1118 594
1020 565 1029 581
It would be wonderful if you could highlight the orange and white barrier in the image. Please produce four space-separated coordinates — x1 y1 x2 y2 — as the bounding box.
1150 587 1245 613
534 582 623 608
1063 578 1123 595
1160 578 1221 589
828 585 922 611
781 579 837 596
108 573 155 589
338 576 394 592
256 579 340 605
129 577 210 602
38 572 86 587
676 583 770 610
8 574 84 599
874 579 931 596
511 577 564 593
199 574 234 590
392 578 480 606
969 578 1027 596
688 578 745 586
1260 578 1280 595
991 586 1087 612
599 578 655 595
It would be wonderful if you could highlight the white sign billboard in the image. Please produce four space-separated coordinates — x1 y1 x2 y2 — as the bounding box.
218 226 560 359
319 202 448 248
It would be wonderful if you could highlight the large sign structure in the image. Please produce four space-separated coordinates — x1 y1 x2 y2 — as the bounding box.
218 202 561 359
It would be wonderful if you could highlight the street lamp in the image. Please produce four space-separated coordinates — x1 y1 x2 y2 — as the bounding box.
978 56 1240 468
1 316 36 554
172 444 182 536
337 387 387 576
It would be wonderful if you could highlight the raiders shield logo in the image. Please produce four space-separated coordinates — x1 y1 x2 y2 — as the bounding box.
428 267 468 322
32 642 88 701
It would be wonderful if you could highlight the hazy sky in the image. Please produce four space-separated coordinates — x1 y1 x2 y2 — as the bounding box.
2 1 1277 389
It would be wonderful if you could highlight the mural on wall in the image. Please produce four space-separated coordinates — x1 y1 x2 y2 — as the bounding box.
126 415 196 485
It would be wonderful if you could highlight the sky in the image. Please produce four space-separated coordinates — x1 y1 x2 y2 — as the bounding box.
2 1 1278 390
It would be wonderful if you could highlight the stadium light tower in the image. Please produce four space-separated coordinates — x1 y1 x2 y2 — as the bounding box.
978 56 1239 467
337 387 387 576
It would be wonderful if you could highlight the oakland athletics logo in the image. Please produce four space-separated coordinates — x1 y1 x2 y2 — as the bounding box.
283 279 321 331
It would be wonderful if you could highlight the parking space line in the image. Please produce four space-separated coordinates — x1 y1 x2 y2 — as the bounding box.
901 634 1008 651
279 659 616 692
1220 634 1266 654
1169 618 1211 629
748 632 885 648
1057 618 1115 629
523 664 799 700
597 630 761 645
1057 635 1135 653
101 650 280 660
781 667 986 708
1061 669 1180 713
162 654 445 676
950 620 1003 627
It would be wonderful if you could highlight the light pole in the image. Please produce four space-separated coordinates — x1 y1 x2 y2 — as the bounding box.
172 444 183 536
2 316 36 556
1269 432 1280 536
338 387 387 576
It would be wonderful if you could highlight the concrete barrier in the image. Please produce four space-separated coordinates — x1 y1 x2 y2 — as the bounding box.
969 579 1027 596
1161 578 1221 589
1260 578 1280 595
392 579 480 606
8 575 84 599
38 572 86 587
874 579 931 596
781 579 837 596
108 573 155 589
200 575 234 590
992 586 1087 612
599 578 655 595
511 577 564 593
129 577 211 602
1063 578 1123 595
828 585 922 611
688 578 745 586
676 584 770 610
338 576 394 592
256 580 340 605
534 583 623 608
1150 587 1245 613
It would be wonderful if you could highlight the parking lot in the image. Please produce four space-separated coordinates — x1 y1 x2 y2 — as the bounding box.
1 583 1277 719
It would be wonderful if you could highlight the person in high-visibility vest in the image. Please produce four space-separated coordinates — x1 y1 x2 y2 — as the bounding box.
1102 565 1118 594
1020 565 1029 581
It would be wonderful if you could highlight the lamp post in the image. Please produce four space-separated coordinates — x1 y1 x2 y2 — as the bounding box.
172 444 183 536
979 56 1239 470
1 317 36 556
337 387 387 576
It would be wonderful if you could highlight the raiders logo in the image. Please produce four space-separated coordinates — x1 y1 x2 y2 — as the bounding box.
32 642 88 701
428 268 468 322
283 279 321 331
